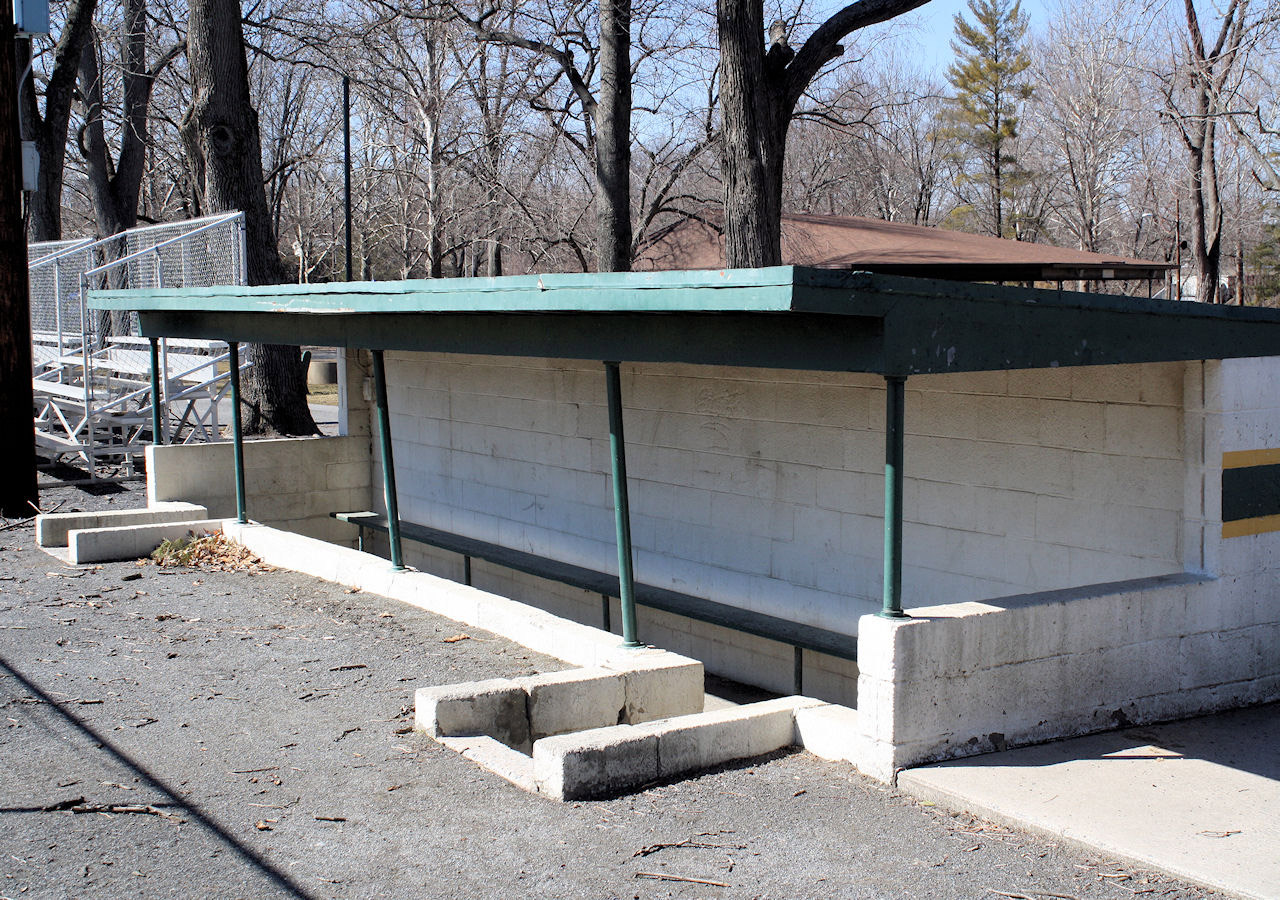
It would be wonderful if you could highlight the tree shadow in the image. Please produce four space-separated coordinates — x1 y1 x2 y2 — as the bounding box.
0 654 317 900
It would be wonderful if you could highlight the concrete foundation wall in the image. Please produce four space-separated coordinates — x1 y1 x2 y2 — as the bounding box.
147 436 372 544
854 358 1280 779
363 353 1187 700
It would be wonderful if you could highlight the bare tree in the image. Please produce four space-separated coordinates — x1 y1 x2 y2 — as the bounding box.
77 0 181 238
716 0 929 267
1032 3 1142 254
458 0 633 272
1158 0 1265 304
183 0 317 435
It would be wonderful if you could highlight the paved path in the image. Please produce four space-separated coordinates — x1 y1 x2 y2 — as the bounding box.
899 704 1280 900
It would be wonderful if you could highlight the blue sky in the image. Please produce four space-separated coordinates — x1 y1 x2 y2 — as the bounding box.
895 0 1052 74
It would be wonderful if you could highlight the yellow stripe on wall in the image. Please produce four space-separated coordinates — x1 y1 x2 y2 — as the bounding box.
1223 514 1280 538
1222 448 1280 469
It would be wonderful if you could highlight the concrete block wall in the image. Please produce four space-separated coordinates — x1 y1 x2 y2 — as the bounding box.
853 357 1280 779
147 436 372 544
855 568 1280 781
365 352 1187 700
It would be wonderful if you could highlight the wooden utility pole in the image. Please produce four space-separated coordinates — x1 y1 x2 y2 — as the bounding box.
0 0 39 517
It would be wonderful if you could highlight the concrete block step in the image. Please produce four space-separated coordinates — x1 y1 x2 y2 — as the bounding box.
68 518 221 565
37 502 209 548
532 696 825 800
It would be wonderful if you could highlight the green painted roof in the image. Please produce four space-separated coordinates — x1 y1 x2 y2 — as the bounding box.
88 266 1280 375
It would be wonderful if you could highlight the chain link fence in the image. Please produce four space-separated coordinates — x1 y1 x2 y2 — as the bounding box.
28 212 246 350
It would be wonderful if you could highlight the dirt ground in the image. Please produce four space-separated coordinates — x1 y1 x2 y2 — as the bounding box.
0 480 1220 900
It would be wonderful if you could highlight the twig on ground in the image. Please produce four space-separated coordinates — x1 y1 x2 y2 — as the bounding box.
634 837 748 857
635 872 730 887
43 796 183 823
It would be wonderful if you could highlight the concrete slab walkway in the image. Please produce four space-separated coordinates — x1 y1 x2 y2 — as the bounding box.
898 702 1280 900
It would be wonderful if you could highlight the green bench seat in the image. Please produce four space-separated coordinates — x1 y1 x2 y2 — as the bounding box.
330 510 857 693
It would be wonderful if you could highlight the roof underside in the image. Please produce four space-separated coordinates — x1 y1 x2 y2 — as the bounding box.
90 266 1280 376
637 214 1175 282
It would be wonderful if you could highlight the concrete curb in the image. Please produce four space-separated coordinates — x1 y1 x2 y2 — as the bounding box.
37 502 209 548
217 521 870 795
533 697 826 800
68 519 222 565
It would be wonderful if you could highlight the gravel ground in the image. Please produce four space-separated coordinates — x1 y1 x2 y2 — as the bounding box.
0 480 1220 900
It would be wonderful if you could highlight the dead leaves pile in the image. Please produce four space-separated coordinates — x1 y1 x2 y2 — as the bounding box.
147 532 275 574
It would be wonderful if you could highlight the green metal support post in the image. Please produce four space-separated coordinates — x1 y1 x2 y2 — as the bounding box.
148 337 163 445
227 342 247 524
371 349 404 570
880 374 908 618
605 361 642 648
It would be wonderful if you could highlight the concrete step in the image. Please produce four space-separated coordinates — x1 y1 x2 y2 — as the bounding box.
67 518 221 565
37 502 210 548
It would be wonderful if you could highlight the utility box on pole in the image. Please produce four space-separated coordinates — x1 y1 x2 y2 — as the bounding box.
14 0 49 35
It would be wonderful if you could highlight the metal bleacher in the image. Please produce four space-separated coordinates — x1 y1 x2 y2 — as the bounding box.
28 213 249 479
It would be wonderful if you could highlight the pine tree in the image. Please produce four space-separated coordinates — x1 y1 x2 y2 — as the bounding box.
944 0 1033 238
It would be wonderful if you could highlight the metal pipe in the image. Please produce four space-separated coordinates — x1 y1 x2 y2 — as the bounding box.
148 337 163 445
463 555 472 586
880 375 908 619
343 75 353 284
793 647 804 695
605 361 642 648
601 594 612 633
228 342 247 524
371 349 404 570
159 338 172 444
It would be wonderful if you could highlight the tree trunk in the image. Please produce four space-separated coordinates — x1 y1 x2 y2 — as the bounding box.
78 0 152 239
717 0 789 267
595 0 632 272
716 0 929 268
182 0 316 436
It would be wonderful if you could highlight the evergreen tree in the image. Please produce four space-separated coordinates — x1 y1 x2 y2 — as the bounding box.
944 0 1033 238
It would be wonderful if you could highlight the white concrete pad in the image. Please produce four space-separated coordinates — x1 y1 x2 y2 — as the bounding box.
794 702 867 765
67 519 221 565
897 703 1280 900
37 502 208 547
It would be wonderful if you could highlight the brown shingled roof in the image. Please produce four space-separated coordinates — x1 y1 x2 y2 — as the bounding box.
637 212 1174 282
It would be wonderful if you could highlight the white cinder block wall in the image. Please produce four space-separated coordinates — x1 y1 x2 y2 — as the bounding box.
360 351 1189 704
855 359 1280 780
147 435 372 544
